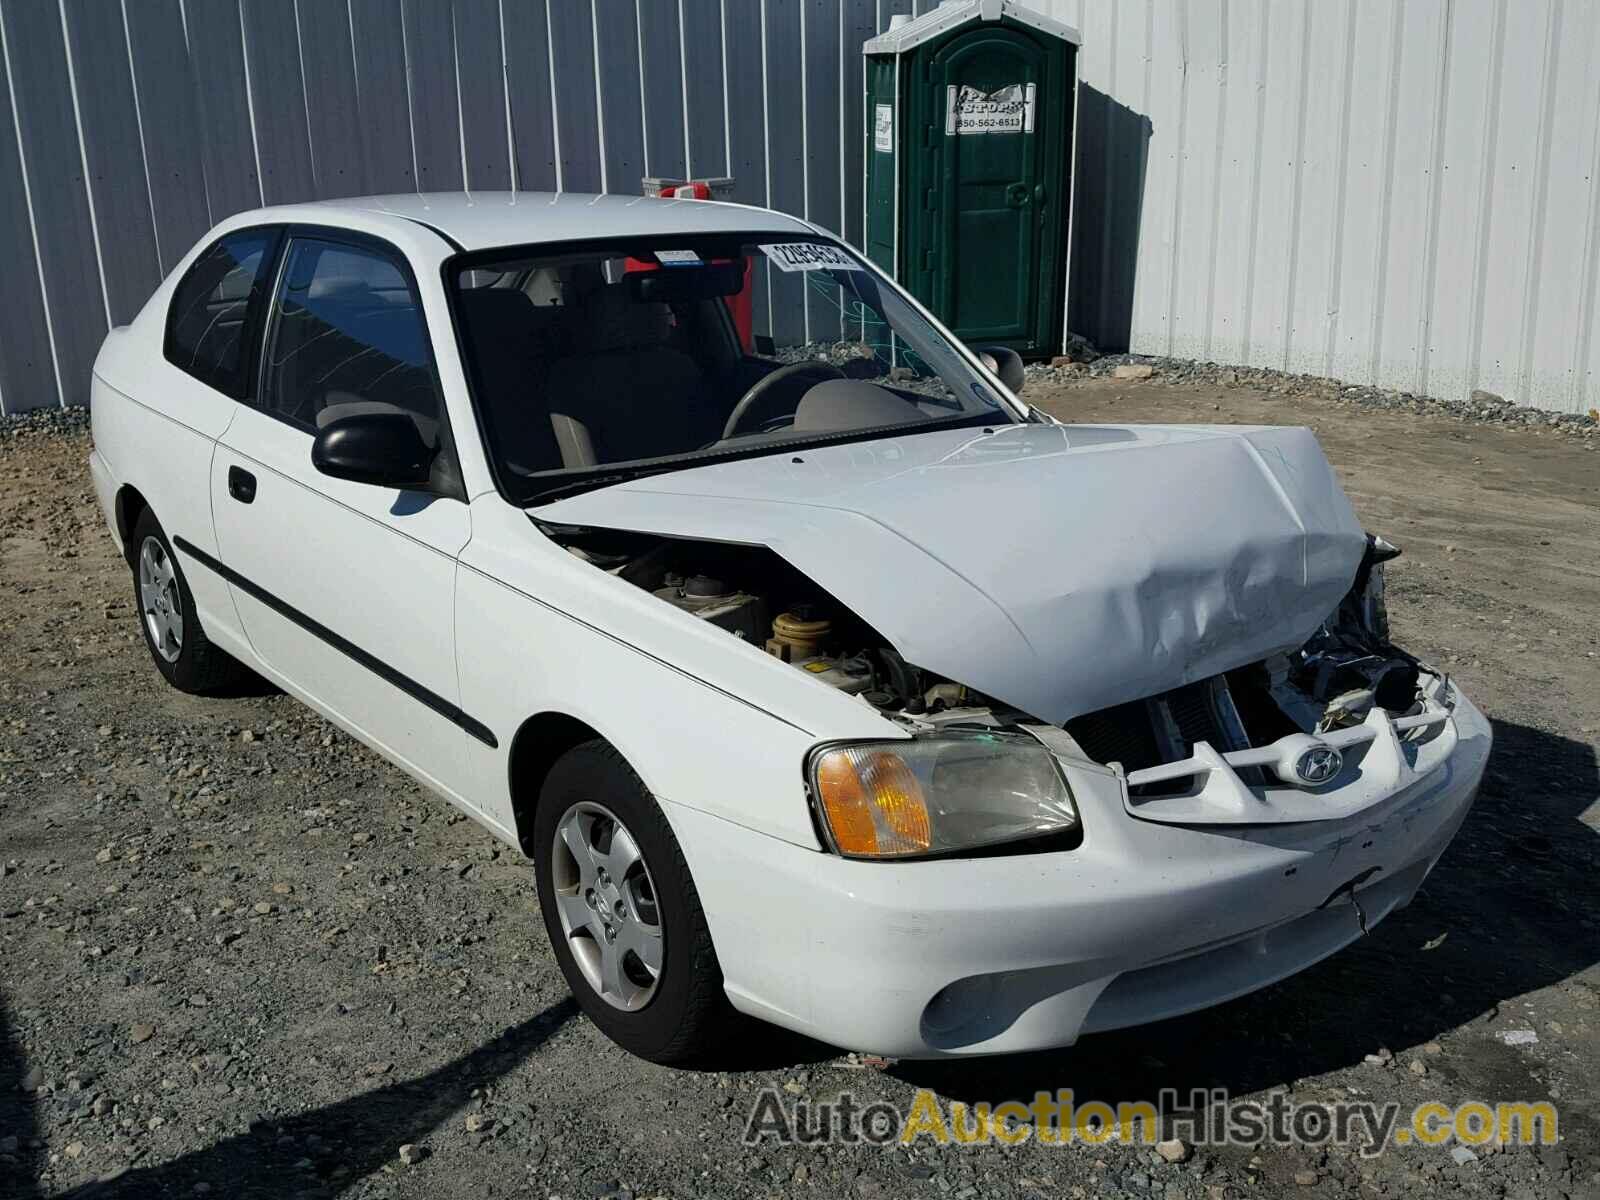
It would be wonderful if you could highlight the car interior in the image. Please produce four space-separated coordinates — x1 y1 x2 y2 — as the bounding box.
261 241 444 446
166 233 274 388
453 249 977 484
458 263 737 474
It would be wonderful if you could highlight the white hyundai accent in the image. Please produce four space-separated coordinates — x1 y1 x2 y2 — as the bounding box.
88 193 1489 1063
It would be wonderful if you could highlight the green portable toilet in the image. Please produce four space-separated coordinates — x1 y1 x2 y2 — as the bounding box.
864 0 1078 358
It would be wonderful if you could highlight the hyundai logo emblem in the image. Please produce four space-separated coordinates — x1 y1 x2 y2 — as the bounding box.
1295 745 1343 785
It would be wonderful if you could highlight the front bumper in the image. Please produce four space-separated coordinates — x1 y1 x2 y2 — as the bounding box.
666 685 1490 1058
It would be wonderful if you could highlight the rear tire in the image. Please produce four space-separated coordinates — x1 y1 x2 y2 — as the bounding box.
533 739 732 1064
129 508 252 695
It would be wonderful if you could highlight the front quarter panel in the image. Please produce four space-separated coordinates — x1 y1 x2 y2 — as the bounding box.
454 500 909 849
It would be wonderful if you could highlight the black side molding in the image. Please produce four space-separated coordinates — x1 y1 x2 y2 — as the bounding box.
173 536 498 749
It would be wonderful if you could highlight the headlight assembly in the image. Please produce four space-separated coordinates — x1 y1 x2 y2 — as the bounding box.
807 731 1078 859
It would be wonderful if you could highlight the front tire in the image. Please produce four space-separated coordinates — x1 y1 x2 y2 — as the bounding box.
129 508 251 694
533 740 731 1063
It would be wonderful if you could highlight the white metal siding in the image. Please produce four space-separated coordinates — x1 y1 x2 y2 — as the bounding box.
1050 0 1600 413
0 0 1596 415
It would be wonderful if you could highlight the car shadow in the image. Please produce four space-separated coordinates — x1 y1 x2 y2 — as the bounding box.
201 672 283 700
892 718 1599 1130
1 995 43 1200
4 998 576 1199
692 1021 841 1074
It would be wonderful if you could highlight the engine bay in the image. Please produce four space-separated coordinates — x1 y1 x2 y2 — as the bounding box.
545 523 1020 723
545 523 1442 782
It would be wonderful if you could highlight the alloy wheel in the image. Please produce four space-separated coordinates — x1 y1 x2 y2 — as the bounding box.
550 801 664 1010
138 536 183 664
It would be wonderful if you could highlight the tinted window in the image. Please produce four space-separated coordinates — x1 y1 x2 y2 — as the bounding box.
165 230 277 396
259 238 442 444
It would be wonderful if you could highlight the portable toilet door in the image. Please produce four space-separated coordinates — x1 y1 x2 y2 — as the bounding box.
864 0 1079 358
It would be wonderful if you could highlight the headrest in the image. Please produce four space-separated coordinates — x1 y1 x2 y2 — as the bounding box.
459 287 566 353
580 282 672 354
458 287 537 334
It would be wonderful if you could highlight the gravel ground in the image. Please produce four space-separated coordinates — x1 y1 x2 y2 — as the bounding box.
2 374 1598 1200
1028 347 1600 440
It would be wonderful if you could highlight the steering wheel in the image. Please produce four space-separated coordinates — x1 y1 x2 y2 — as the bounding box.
721 361 845 440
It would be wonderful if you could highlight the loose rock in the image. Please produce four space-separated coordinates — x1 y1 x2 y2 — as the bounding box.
1155 1138 1192 1164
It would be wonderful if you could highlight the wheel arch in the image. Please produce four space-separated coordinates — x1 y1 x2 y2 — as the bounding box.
114 484 150 562
506 711 608 856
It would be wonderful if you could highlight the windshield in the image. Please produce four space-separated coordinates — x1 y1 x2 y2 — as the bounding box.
447 233 1016 504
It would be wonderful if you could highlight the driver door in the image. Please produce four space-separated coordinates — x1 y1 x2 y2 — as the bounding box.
210 232 480 806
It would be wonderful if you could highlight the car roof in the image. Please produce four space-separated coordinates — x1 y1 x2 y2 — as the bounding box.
249 191 820 252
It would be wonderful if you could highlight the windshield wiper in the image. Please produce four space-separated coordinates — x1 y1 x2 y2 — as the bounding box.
523 471 656 506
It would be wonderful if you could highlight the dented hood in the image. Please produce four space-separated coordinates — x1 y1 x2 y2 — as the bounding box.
534 422 1367 724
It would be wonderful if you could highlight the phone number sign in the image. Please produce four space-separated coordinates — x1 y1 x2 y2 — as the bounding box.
945 83 1037 135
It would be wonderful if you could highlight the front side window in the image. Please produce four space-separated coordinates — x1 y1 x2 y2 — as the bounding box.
259 238 443 445
449 235 1015 504
165 229 278 397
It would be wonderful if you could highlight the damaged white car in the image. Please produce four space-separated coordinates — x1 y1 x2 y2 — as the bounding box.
88 194 1490 1063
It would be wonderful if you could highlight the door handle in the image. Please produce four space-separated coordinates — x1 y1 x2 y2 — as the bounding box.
228 466 257 504
1005 182 1031 208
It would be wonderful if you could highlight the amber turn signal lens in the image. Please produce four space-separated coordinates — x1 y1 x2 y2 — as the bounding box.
812 747 933 857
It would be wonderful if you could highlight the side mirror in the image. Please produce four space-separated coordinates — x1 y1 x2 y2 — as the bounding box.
975 345 1026 394
311 412 435 490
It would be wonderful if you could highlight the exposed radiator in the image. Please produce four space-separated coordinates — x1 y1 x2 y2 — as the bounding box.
1066 675 1255 788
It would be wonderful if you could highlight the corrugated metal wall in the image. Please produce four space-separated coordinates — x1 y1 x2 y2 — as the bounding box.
0 0 897 414
1053 0 1600 414
2 1 1598 416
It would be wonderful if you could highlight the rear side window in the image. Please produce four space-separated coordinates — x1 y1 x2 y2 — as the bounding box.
164 230 278 397
258 238 443 444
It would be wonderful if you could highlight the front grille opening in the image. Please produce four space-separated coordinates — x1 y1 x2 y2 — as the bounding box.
1225 662 1302 743
1065 673 1275 796
1061 699 1163 774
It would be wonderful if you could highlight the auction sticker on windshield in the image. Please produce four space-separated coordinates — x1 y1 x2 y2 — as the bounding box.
760 243 864 272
